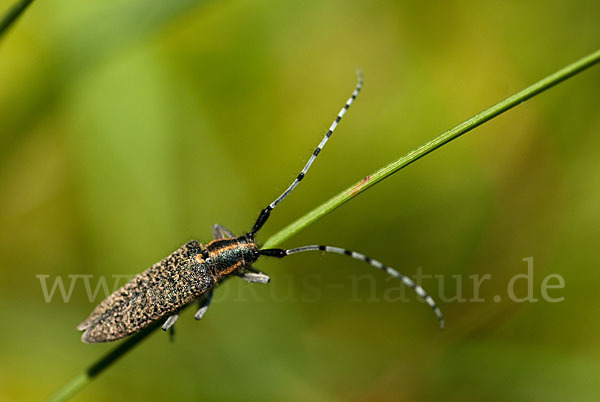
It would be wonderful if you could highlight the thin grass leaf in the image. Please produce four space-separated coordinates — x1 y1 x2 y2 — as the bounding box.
262 48 600 249
0 0 35 39
48 48 600 402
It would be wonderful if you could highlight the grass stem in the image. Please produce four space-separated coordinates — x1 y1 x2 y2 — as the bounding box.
48 48 600 401
0 0 35 38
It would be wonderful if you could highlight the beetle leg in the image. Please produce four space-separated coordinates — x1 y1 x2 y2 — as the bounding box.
195 291 213 320
212 224 235 239
238 266 270 284
162 313 179 331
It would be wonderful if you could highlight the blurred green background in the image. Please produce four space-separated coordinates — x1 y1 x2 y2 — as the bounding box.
1 0 599 401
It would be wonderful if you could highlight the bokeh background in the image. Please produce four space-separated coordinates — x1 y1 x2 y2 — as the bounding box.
1 0 599 401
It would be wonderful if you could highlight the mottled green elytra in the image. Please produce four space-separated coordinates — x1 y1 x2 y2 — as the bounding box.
78 72 443 343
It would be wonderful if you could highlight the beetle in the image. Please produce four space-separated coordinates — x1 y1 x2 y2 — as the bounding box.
78 72 444 343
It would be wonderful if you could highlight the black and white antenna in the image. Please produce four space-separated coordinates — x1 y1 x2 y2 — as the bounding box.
253 71 444 329
251 71 363 235
260 245 444 329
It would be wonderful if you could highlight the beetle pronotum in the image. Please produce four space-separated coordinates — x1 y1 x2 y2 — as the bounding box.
78 72 444 343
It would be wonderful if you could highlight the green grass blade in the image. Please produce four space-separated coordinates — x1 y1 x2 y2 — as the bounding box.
47 323 159 401
262 48 600 249
48 48 600 401
0 0 35 38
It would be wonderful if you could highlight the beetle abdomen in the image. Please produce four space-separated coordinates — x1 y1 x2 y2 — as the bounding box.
78 240 214 343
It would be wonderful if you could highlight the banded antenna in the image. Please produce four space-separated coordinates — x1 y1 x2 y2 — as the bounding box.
260 245 445 329
251 71 364 235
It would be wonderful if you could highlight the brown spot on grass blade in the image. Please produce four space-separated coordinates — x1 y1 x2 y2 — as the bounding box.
350 175 372 195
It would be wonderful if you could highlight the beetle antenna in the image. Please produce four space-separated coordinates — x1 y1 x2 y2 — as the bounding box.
251 71 363 236
260 245 444 329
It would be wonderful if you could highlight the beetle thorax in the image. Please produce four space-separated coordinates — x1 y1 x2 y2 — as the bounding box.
206 236 259 278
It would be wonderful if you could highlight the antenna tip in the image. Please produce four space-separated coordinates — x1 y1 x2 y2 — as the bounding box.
355 68 364 81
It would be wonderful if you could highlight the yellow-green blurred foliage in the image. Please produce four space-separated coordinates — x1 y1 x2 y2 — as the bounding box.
1 0 599 401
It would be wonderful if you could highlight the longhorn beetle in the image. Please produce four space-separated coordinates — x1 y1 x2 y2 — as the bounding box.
78 72 444 343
